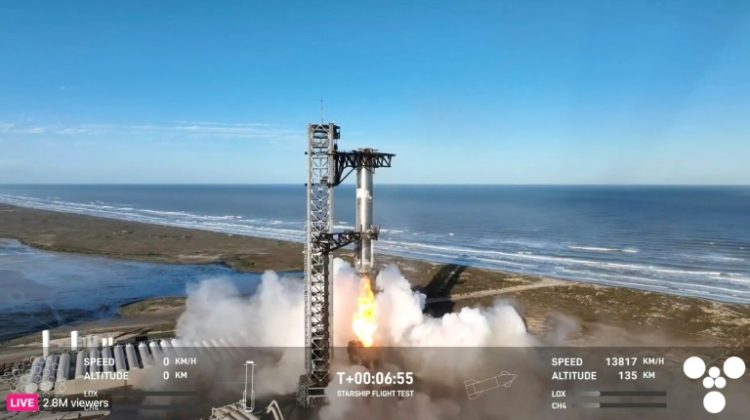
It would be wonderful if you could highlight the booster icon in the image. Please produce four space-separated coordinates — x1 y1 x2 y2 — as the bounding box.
464 371 518 400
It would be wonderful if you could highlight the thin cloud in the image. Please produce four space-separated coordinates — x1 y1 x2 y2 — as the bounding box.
0 121 301 141
0 123 16 133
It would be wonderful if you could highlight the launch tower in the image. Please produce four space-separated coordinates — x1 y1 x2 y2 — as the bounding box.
297 123 394 407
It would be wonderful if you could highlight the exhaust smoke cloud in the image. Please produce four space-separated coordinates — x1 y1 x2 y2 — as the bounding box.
175 259 537 415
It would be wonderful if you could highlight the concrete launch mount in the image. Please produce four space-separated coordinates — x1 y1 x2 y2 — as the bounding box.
297 123 394 407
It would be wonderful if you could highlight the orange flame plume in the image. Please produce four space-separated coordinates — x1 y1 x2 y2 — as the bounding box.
352 275 377 347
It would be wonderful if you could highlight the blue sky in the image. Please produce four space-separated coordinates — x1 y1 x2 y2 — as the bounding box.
1 0 749 184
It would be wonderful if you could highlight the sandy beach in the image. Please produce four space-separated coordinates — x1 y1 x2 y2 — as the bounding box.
1 202 749 356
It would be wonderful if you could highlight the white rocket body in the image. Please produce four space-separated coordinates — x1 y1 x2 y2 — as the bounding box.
355 166 374 275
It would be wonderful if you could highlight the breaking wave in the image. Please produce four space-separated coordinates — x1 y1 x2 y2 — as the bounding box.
1 193 749 304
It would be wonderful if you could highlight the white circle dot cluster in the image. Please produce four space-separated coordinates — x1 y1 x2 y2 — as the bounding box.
683 355 749 413
684 355 746 413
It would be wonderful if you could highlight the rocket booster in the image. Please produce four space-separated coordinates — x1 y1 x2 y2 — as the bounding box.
355 165 375 276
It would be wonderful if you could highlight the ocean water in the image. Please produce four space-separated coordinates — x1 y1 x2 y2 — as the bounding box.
0 238 264 341
0 184 749 304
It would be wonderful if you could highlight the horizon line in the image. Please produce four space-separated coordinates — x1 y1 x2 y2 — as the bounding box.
1 183 749 187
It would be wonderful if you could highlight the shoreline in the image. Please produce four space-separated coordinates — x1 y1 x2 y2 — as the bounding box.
1 202 749 350
5 190 748 305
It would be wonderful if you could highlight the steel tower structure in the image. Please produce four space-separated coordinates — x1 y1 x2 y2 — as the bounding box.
298 123 338 407
298 123 394 407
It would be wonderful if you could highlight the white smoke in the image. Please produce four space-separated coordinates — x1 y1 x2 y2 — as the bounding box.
177 270 304 346
331 261 533 388
177 259 531 349
175 258 534 405
176 270 306 397
372 264 532 348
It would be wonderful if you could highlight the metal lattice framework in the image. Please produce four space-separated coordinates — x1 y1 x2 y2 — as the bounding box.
299 123 339 406
298 125 395 407
332 149 395 186
316 231 369 254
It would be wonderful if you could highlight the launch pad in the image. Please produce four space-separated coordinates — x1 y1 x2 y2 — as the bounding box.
297 123 394 407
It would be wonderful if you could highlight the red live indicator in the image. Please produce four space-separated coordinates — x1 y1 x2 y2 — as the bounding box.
6 394 39 412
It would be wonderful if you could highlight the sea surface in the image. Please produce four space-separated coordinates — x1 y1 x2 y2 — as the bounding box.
0 184 749 305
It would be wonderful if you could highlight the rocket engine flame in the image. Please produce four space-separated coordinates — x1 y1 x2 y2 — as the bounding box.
352 275 377 347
